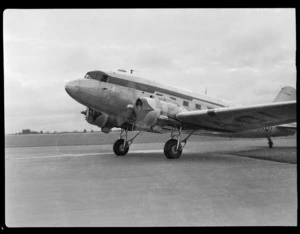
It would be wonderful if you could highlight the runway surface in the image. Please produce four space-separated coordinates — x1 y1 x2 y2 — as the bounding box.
5 137 297 226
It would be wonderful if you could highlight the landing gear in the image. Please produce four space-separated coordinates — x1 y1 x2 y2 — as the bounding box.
113 139 129 156
267 137 273 148
113 129 142 156
164 139 182 159
163 127 195 159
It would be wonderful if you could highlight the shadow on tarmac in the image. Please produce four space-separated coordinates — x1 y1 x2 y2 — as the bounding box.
119 146 297 164
230 146 297 164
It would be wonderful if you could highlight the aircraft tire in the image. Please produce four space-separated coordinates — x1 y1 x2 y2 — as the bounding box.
113 139 129 156
268 142 273 148
164 139 182 159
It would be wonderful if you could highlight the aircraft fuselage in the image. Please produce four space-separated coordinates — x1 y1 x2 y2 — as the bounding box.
65 70 296 138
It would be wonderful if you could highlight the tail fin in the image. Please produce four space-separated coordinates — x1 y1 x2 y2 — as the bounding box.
273 86 296 102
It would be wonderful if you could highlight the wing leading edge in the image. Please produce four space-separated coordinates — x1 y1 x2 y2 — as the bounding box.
176 101 296 132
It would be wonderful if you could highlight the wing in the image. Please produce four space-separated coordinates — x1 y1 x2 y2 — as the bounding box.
176 101 296 133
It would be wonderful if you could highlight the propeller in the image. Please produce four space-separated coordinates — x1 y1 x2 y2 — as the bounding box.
81 107 89 120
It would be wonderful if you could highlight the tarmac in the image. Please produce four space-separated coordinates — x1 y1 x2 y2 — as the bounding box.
5 137 297 226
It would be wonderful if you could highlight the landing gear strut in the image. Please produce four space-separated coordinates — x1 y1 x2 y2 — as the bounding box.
113 129 142 156
267 137 273 148
164 127 195 159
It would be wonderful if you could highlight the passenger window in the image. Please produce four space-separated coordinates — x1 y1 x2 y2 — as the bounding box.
195 104 201 110
207 106 213 109
170 97 176 101
183 100 189 107
156 93 163 96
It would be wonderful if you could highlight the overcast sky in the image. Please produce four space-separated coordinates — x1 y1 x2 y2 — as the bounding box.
4 9 296 134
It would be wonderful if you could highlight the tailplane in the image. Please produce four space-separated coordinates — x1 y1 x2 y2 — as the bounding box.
273 86 296 102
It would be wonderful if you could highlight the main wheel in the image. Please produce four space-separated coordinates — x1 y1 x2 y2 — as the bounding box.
268 141 273 148
164 139 182 159
113 139 129 156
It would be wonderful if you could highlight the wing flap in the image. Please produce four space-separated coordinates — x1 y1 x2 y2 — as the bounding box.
176 101 296 132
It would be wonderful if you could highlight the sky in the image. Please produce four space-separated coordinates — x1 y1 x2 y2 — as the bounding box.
4 9 296 134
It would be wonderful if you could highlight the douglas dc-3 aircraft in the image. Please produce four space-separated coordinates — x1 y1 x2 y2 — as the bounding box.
65 69 297 159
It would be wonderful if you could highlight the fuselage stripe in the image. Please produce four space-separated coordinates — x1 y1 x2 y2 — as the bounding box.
107 76 225 108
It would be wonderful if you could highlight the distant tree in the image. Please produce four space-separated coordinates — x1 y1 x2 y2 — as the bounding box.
22 129 31 134
40 130 43 134
91 129 93 133
83 129 87 133
20 129 42 134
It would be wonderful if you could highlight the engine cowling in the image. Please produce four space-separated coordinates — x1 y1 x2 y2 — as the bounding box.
82 107 118 133
133 97 184 129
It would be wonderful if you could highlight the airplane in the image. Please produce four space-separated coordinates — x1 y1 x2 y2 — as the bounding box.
65 69 297 159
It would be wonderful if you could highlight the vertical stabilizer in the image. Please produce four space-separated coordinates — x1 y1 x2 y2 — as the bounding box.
273 86 296 102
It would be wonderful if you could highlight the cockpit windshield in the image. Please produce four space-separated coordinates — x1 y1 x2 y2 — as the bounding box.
84 71 109 83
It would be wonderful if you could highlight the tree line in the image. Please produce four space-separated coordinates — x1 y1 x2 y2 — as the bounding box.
11 129 97 135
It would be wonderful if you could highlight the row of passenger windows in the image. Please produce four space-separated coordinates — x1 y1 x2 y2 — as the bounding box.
156 94 213 110
183 101 209 109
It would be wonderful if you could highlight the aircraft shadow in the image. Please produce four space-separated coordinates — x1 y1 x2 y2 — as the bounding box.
123 146 297 164
122 151 248 164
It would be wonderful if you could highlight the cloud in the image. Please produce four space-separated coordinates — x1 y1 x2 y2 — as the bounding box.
218 10 295 68
135 46 173 68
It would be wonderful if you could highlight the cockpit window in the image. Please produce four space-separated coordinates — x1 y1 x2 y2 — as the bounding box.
85 71 109 82
100 75 108 82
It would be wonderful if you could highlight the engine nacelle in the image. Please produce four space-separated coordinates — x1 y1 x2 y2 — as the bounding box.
133 97 184 129
84 107 118 133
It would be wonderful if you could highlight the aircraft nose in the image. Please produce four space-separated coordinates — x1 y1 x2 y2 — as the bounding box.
65 80 79 98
